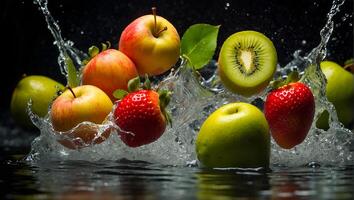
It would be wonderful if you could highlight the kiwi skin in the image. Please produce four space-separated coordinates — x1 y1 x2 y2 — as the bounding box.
218 30 277 97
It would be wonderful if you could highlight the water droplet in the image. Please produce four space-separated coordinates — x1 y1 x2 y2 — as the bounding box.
224 2 230 10
307 162 321 168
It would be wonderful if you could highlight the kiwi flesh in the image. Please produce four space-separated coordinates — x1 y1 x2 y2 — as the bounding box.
218 30 277 97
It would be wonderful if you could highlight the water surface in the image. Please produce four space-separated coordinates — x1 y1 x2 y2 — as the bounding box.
1 154 353 200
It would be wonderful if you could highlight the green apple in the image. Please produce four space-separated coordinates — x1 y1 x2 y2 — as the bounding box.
10 75 64 128
50 85 113 149
316 61 354 130
119 7 180 76
196 102 270 168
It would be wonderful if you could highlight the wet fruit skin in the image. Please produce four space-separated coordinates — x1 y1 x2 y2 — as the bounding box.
11 75 64 128
114 90 167 147
50 85 113 149
82 49 138 101
196 102 270 168
264 82 315 149
119 14 180 76
316 61 354 130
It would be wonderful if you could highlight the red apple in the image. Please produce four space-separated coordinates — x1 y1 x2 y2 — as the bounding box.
50 85 113 149
119 7 180 76
82 49 138 101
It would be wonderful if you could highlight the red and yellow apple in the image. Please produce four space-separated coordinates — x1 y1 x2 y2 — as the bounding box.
82 49 138 101
50 85 113 149
119 8 180 76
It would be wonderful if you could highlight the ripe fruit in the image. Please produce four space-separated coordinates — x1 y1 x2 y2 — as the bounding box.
50 85 113 149
82 49 138 101
218 30 277 97
113 77 171 147
119 7 180 76
11 75 64 128
264 81 315 149
316 61 354 130
196 102 270 168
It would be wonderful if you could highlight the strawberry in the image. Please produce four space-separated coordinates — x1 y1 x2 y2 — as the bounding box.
113 76 171 147
264 73 315 149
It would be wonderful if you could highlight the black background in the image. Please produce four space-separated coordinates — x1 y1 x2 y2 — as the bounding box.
1 0 353 121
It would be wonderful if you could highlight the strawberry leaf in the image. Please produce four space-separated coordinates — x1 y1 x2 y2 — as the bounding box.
270 71 300 89
113 89 128 99
181 24 220 70
164 110 172 127
285 71 300 84
158 90 172 110
128 76 141 92
143 74 151 90
158 89 173 127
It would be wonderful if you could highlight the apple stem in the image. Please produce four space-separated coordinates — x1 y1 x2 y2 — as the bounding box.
67 86 77 98
156 26 167 36
151 7 168 38
152 7 157 36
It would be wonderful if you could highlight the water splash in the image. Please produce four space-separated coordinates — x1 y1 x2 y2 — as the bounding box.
269 0 353 166
27 0 353 167
33 0 87 82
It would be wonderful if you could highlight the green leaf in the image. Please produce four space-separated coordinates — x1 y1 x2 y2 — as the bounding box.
88 46 99 58
101 43 108 51
113 89 128 99
143 74 151 90
270 71 300 90
65 56 80 88
344 58 354 66
181 24 220 69
127 76 141 92
158 90 171 109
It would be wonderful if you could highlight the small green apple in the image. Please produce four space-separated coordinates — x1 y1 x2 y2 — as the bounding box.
196 102 270 168
316 61 354 130
10 75 64 128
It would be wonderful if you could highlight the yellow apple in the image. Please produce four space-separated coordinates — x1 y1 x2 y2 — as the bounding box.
50 85 113 149
196 102 270 168
119 8 180 76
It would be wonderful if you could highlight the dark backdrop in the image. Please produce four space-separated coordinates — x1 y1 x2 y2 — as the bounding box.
1 0 353 119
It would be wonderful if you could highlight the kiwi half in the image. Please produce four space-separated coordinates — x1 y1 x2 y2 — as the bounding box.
218 30 277 97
